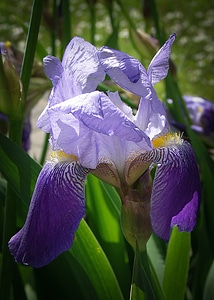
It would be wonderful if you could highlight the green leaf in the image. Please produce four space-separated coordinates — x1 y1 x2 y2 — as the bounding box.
130 283 145 300
86 175 131 298
203 260 214 300
0 133 41 206
163 227 190 300
147 234 166 286
71 219 124 300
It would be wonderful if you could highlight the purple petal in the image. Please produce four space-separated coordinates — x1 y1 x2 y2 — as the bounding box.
147 34 176 85
149 140 200 241
46 91 152 169
42 37 105 110
98 47 150 97
134 88 169 139
62 36 105 93
43 56 63 86
8 161 89 268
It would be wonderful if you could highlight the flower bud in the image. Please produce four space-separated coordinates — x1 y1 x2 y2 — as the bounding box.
0 44 24 120
120 170 152 251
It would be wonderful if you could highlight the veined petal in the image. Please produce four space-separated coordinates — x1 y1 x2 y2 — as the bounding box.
98 46 150 97
143 139 200 241
40 36 106 125
43 56 63 86
147 34 176 85
8 161 89 268
62 36 105 93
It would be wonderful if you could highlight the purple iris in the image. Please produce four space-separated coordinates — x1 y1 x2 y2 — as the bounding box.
8 35 200 268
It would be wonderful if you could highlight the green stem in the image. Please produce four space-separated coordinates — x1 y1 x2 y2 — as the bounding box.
39 133 50 165
88 2 96 45
115 0 136 31
0 55 10 109
61 0 71 54
149 0 161 42
131 241 166 300
20 0 44 96
0 119 23 300
131 242 156 300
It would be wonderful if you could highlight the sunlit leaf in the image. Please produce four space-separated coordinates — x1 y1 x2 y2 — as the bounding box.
163 227 190 300
86 175 132 298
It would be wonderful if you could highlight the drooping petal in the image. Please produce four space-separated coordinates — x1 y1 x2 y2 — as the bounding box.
8 161 89 268
147 34 176 85
98 46 150 97
143 140 200 241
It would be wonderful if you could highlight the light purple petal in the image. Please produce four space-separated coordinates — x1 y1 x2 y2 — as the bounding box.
43 56 63 86
8 161 89 268
41 36 106 111
62 36 105 93
134 88 169 139
46 91 152 169
147 140 200 241
147 34 176 85
98 46 150 97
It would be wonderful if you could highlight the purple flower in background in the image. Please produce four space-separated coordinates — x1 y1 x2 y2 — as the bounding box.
183 95 214 135
8 35 200 268
167 95 214 147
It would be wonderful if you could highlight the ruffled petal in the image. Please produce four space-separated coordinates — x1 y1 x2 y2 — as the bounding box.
46 91 152 169
98 46 150 97
40 36 106 127
147 34 176 85
145 140 200 241
62 36 105 93
8 161 89 268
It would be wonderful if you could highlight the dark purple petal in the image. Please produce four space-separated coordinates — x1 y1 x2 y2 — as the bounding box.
98 46 150 97
147 34 176 85
8 161 89 268
148 140 200 241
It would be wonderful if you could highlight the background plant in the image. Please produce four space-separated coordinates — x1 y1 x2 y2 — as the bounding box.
0 0 214 299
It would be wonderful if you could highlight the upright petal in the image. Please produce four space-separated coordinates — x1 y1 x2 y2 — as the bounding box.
8 161 89 268
62 36 106 93
143 139 200 241
43 56 63 87
134 88 169 139
98 46 150 97
40 37 106 128
147 34 176 85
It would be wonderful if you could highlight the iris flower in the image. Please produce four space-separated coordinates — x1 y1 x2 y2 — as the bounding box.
9 35 200 268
